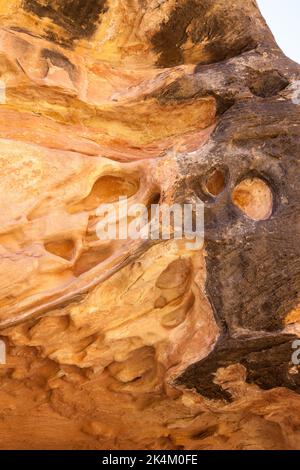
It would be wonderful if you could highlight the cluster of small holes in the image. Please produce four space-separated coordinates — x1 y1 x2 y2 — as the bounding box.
202 168 273 221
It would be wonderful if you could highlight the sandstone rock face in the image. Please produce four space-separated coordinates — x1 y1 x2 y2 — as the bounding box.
0 0 299 450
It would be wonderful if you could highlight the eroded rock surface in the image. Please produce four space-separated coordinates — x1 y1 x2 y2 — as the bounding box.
0 0 299 450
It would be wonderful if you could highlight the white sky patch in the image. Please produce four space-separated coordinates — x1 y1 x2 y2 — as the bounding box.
258 0 300 64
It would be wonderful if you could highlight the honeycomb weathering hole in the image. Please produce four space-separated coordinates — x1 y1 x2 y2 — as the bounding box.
232 177 273 221
73 244 114 276
45 239 75 261
204 168 227 197
68 175 139 213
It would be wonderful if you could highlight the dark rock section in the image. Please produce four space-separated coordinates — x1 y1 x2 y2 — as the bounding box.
151 0 271 67
41 48 78 82
174 54 300 399
248 70 289 98
23 0 108 44
177 334 300 401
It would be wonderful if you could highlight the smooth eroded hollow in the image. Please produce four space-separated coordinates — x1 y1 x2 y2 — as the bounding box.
73 244 113 276
68 175 139 213
204 168 227 197
45 239 75 261
232 177 273 221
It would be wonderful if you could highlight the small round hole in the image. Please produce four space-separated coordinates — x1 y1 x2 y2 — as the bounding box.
232 177 273 221
205 168 226 196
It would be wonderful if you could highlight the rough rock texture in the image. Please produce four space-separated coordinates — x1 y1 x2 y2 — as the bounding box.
0 0 299 450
